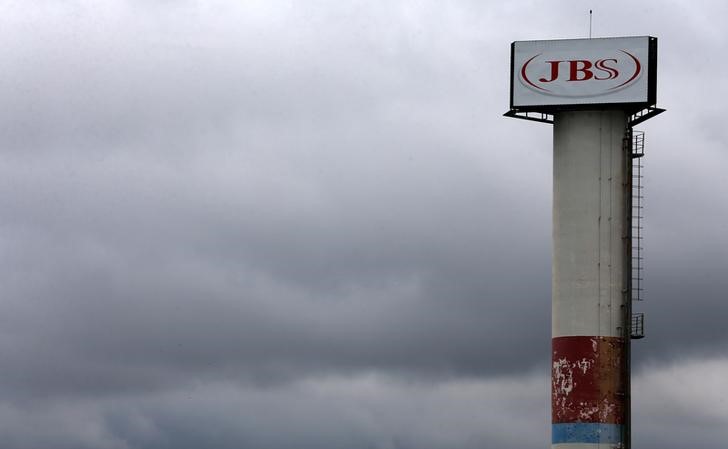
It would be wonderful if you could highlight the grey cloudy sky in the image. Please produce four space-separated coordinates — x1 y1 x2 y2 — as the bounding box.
1 0 727 448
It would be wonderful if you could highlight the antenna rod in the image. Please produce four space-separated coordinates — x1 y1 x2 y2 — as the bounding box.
589 10 593 38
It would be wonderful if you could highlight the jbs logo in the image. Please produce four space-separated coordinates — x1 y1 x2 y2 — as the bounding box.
519 50 642 96
537 59 620 82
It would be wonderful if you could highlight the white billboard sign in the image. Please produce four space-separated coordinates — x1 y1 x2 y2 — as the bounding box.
510 36 656 110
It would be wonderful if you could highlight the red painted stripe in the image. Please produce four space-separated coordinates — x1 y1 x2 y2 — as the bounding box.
552 336 626 424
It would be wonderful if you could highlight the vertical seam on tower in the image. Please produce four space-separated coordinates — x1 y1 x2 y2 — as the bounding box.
598 114 602 338
609 114 614 336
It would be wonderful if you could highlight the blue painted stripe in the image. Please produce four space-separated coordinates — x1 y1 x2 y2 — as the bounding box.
552 423 623 444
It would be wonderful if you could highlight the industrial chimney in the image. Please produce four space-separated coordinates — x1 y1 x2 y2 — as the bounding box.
505 36 664 449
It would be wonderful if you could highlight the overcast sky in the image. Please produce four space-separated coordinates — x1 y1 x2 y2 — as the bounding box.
1 1 727 448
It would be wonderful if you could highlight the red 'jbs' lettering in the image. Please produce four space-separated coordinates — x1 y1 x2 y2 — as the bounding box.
538 59 620 83
569 60 593 81
539 61 563 83
594 59 619 80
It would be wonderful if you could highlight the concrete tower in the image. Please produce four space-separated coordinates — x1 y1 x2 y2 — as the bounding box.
552 110 629 447
505 36 663 449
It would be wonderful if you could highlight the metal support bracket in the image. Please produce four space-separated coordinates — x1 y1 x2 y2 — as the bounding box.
628 106 666 127
502 109 553 124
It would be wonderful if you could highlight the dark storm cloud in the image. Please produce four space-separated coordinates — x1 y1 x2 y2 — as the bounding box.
0 374 550 449
0 107 553 399
1 0 555 402
0 0 727 448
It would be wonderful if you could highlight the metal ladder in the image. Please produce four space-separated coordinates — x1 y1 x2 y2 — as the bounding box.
631 130 645 340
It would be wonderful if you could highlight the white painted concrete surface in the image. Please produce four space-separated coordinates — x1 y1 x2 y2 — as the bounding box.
552 110 629 339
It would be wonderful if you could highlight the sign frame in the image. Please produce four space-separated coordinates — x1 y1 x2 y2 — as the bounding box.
509 36 657 113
